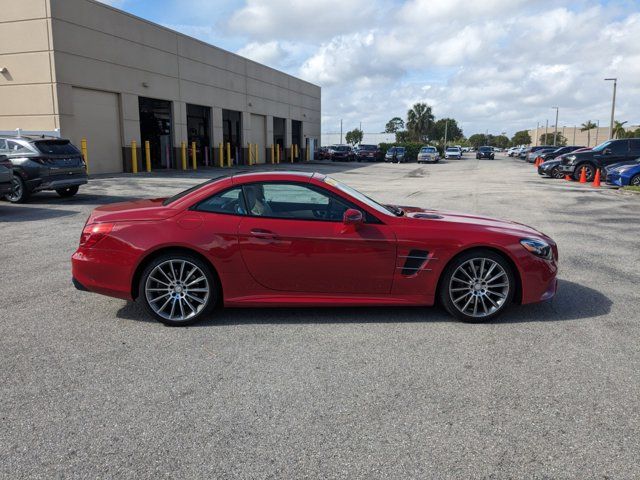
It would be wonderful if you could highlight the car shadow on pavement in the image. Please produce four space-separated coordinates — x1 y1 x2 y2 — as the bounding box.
0 204 78 222
17 192 138 206
116 279 610 326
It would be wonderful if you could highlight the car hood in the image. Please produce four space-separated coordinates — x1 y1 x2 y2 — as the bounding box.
606 160 640 173
541 158 561 167
87 198 178 224
398 206 548 239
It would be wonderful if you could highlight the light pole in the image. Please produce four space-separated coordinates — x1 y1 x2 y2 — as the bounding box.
605 78 617 140
552 107 559 146
544 119 548 144
535 121 539 146
595 119 600 146
444 120 448 146
340 119 343 144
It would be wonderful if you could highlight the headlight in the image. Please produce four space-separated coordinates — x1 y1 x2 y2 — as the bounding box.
565 155 576 163
520 238 552 260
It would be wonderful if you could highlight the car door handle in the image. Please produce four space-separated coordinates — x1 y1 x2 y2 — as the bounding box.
250 229 277 240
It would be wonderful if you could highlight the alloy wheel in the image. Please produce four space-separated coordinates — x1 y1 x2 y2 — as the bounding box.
631 175 640 187
6 176 24 203
448 258 510 318
145 259 210 322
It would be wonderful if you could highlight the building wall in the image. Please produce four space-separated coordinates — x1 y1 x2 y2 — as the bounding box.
528 125 640 147
0 0 321 172
0 0 58 131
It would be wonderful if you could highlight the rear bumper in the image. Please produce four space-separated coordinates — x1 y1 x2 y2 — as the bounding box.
27 174 89 192
71 248 137 301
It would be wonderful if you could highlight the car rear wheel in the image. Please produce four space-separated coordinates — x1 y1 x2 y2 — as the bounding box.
140 254 217 326
56 185 79 198
439 249 515 323
631 174 640 187
5 175 30 203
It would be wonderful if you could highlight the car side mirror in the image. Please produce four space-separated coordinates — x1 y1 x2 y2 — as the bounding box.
603 148 612 155
343 208 363 226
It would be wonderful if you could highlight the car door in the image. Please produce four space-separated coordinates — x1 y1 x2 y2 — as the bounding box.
237 181 397 294
597 140 629 167
628 139 640 161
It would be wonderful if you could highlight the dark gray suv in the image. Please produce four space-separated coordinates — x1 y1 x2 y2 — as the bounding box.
0 136 88 203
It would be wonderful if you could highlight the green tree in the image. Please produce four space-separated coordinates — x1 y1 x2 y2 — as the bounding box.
539 132 567 146
580 120 597 146
384 117 405 134
613 120 628 139
345 128 363 146
468 134 487 148
493 135 510 149
406 103 435 142
432 118 463 143
511 130 531 146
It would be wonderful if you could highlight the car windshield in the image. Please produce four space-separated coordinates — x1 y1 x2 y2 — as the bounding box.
420 147 436 153
359 145 376 151
479 147 491 152
332 146 350 152
446 147 457 151
34 140 80 155
592 141 612 152
323 176 399 217
162 176 228 206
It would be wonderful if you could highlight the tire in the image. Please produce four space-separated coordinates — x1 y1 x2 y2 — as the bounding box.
551 166 564 179
631 174 640 187
574 163 596 182
438 249 515 323
5 175 30 203
56 185 79 198
139 253 217 326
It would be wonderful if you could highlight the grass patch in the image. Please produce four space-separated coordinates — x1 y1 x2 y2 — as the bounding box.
622 186 640 193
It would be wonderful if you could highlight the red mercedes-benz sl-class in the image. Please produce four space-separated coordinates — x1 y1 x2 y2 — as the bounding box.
72 172 558 326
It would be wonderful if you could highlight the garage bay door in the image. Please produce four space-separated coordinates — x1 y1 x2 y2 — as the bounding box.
69 88 122 174
250 114 266 164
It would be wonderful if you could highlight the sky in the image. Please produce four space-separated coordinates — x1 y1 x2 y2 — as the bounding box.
97 0 640 138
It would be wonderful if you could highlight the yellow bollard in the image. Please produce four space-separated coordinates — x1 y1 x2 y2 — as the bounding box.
254 143 259 164
290 145 294 163
294 144 299 159
247 143 252 166
226 142 231 167
306 144 310 161
218 143 223 168
276 145 280 164
181 142 187 170
131 140 138 174
270 144 275 164
144 140 151 172
81 138 89 174
191 141 197 170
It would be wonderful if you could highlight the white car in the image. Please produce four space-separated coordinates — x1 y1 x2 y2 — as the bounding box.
445 147 462 159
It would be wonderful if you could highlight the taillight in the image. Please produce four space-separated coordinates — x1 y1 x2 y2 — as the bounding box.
80 223 114 248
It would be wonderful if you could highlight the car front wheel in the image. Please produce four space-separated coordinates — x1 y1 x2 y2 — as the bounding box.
574 163 596 182
140 253 217 326
631 174 640 187
439 249 515 322
56 185 79 198
551 166 564 179
5 175 30 203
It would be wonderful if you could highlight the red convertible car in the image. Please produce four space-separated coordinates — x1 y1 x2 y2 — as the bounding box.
72 172 558 326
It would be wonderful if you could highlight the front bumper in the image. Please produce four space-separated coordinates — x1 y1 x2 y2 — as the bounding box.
605 173 626 186
560 164 576 174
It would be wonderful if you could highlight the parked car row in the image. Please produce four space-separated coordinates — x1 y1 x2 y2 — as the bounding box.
318 144 466 164
0 135 88 203
525 137 640 186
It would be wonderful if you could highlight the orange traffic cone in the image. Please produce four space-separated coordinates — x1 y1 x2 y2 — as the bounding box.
565 175 572 181
579 166 587 183
534 156 541 167
592 168 601 188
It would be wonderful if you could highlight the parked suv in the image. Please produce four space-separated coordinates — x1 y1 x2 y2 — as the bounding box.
0 136 87 203
561 138 640 181
329 145 354 162
476 146 495 159
356 144 381 162
445 146 462 159
384 147 407 163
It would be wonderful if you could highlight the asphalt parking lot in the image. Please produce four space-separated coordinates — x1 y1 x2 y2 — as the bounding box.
1 155 639 478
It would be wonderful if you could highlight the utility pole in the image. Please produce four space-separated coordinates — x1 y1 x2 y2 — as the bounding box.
444 120 448 146
605 78 617 140
544 118 549 142
340 119 343 145
573 126 576 144
535 121 539 146
552 107 559 146
595 119 600 146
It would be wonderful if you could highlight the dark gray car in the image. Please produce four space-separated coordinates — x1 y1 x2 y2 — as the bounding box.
0 156 12 197
0 136 88 203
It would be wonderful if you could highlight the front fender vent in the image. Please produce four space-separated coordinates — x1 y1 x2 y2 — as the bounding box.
413 213 443 219
400 250 429 276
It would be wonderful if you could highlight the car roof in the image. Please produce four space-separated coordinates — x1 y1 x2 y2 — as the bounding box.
0 135 63 141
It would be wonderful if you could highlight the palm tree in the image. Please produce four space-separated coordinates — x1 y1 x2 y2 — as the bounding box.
613 120 628 139
406 103 435 142
580 120 597 146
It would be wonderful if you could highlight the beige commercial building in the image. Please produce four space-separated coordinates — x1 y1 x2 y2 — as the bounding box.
528 124 639 148
0 0 321 174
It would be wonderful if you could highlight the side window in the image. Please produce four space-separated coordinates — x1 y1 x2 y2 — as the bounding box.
609 140 628 156
6 140 33 155
0 139 7 154
243 183 352 221
194 187 246 215
629 139 640 156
